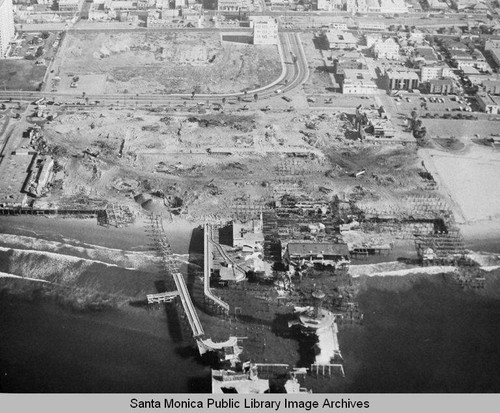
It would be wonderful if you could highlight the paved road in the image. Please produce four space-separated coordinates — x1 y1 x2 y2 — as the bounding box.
0 32 309 105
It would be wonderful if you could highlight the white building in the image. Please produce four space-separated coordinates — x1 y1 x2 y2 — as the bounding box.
359 22 386 31
341 69 378 94
317 0 342 10
367 0 381 12
373 37 400 60
345 0 356 12
476 93 500 114
357 0 368 12
420 65 454 82
218 0 244 11
251 16 278 45
58 0 83 11
379 0 408 13
0 0 15 58
365 33 382 47
325 30 357 49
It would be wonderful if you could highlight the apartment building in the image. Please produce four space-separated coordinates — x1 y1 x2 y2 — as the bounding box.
373 37 400 60
0 0 15 58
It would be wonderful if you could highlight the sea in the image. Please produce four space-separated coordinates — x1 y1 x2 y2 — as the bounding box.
1 217 500 393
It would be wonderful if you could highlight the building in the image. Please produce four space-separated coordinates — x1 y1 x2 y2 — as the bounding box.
340 69 377 94
385 69 419 90
441 39 469 53
482 79 500 95
365 33 382 48
0 0 15 58
358 22 387 31
451 0 487 11
334 51 367 74
250 16 278 45
328 21 348 30
488 47 500 67
366 0 381 12
476 93 500 114
366 117 396 138
108 0 135 9
379 0 408 13
58 0 83 11
429 78 455 94
0 151 36 207
317 0 343 10
325 30 357 50
232 217 264 252
484 37 500 52
283 242 350 268
218 0 244 11
24 156 54 197
345 0 356 12
425 0 448 11
420 65 453 82
413 46 438 66
373 37 400 60
356 0 368 12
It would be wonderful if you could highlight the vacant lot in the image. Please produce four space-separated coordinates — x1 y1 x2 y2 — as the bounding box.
51 31 281 95
423 145 500 223
0 60 46 91
422 119 500 139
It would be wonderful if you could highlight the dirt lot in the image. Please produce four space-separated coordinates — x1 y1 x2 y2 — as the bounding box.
34 100 432 224
421 144 500 223
422 119 500 140
48 31 281 95
0 60 47 91
300 33 335 95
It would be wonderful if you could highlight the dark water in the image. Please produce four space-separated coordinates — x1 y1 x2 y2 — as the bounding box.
0 295 211 393
336 275 500 393
3 275 500 393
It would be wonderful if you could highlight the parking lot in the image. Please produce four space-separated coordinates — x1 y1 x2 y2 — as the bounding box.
392 93 475 114
306 93 377 111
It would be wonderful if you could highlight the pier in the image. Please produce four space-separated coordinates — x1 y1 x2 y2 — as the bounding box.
147 216 240 358
148 215 205 338
204 224 230 315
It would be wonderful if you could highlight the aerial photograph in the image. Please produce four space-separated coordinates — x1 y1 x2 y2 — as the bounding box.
1 0 500 396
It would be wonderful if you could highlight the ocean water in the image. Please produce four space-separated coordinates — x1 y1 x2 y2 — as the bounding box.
335 274 500 393
0 294 211 393
1 217 500 393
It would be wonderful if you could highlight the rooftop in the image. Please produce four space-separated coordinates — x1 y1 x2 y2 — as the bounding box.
325 31 357 45
477 93 500 106
429 78 454 85
386 69 420 79
287 242 349 257
0 153 35 206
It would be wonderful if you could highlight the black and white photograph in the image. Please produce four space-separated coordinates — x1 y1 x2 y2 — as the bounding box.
1 0 500 402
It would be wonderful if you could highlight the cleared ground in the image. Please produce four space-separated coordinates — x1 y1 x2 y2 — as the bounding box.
0 60 46 91
33 98 432 224
423 119 500 139
49 31 281 95
424 145 500 223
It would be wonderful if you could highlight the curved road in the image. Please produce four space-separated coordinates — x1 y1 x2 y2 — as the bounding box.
0 33 309 105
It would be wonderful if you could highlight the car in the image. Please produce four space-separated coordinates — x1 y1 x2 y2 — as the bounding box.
274 89 282 94
282 96 292 102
